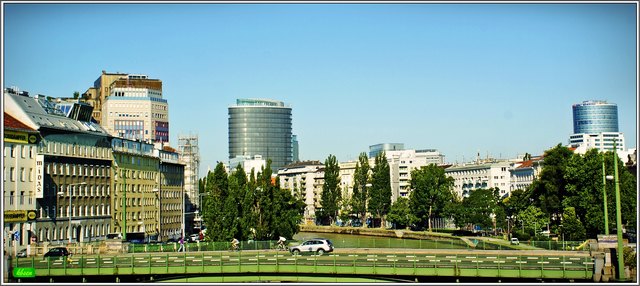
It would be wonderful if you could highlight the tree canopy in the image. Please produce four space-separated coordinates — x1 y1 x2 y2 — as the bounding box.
369 151 392 228
202 160 304 242
409 164 456 232
319 154 341 225
351 152 370 226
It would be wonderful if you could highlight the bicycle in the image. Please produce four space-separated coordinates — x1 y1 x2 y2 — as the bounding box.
229 244 240 252
273 242 287 251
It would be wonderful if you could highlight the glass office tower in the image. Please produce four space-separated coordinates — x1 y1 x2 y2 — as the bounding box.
572 100 618 134
229 99 292 171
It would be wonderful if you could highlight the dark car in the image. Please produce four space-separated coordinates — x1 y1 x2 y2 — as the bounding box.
44 247 70 257
16 249 27 258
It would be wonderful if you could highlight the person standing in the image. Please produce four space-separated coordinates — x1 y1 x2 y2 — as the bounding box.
177 236 185 252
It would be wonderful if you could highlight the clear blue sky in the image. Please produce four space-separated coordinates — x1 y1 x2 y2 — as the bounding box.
3 3 637 176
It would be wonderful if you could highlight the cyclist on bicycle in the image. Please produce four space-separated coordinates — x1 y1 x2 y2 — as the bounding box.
231 238 240 251
277 236 287 250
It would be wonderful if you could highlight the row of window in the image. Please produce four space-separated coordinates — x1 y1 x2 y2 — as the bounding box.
41 204 110 218
40 142 110 158
53 184 110 197
5 191 32 206
39 223 110 242
5 144 36 159
4 167 33 182
47 163 110 177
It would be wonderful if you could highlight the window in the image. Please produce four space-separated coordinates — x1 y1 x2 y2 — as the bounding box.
29 168 34 182
10 144 16 157
21 145 27 158
10 167 15 181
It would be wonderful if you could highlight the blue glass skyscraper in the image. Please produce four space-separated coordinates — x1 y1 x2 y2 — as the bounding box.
228 99 292 171
569 100 625 152
572 100 618 134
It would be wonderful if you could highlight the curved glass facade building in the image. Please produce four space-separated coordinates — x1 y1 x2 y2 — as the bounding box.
572 100 618 134
229 99 292 171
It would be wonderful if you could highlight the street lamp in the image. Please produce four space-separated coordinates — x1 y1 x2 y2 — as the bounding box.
606 139 625 281
602 156 609 235
57 182 87 244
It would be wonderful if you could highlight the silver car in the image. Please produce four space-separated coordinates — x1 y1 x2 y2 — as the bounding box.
289 238 334 255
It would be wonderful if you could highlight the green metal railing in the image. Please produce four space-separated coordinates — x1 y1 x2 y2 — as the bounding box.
125 239 589 253
12 250 595 281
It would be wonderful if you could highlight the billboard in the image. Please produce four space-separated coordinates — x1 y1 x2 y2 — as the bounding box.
36 155 44 198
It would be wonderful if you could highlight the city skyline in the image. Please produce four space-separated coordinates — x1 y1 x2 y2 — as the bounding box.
3 2 637 177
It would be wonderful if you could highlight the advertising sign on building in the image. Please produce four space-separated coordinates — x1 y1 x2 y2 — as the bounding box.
4 210 38 223
3 130 38 144
36 155 44 198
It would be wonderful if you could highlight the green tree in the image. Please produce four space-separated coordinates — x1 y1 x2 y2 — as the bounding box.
202 160 305 242
458 188 500 230
517 205 549 238
254 160 275 240
409 164 455 232
270 182 305 240
386 197 412 229
561 207 586 241
73 91 80 99
351 152 370 226
529 144 573 226
320 154 341 225
562 148 636 238
563 149 608 237
369 152 391 228
503 189 531 228
203 162 228 242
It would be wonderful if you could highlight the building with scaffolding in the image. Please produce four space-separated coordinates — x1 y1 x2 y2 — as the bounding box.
178 135 200 214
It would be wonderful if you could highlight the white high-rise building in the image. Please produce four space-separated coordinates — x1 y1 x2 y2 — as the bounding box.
101 74 169 144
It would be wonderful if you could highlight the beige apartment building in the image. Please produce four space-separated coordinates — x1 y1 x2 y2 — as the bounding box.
111 138 160 241
101 74 169 144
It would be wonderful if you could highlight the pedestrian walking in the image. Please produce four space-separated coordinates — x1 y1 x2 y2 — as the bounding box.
177 236 185 252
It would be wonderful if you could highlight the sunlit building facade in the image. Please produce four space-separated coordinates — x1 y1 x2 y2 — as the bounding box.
228 99 292 171
100 74 169 144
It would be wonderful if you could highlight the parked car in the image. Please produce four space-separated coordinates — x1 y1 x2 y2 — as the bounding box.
289 238 334 255
510 238 520 245
189 234 200 242
16 249 27 258
44 247 70 257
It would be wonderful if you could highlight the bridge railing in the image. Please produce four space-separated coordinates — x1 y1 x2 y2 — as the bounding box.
123 239 589 254
11 249 596 281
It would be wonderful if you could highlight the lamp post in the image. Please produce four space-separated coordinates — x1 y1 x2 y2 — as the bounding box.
602 155 609 235
58 182 87 244
606 140 625 280
612 139 625 281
